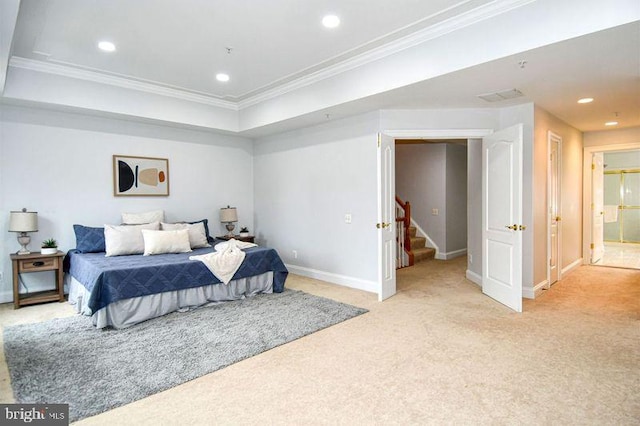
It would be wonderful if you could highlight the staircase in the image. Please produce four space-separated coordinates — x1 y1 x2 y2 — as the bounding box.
396 195 436 268
408 226 436 263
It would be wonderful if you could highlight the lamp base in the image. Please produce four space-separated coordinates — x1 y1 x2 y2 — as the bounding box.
16 233 31 255
225 222 236 238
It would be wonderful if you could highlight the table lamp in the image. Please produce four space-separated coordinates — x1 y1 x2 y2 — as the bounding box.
9 208 38 255
220 206 238 237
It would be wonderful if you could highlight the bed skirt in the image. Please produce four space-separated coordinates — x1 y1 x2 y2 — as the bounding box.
67 272 274 329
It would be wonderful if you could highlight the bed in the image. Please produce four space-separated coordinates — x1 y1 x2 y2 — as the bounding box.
64 243 288 329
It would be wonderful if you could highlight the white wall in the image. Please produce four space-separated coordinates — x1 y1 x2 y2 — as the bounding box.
0 104 254 302
253 112 380 292
583 127 640 147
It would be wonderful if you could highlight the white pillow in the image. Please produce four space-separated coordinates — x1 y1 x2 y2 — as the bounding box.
161 222 210 249
142 229 191 256
104 222 160 257
121 210 165 225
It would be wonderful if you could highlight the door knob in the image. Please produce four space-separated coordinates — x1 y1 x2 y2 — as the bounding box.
555 216 561 222
376 222 391 229
505 224 517 230
519 225 527 231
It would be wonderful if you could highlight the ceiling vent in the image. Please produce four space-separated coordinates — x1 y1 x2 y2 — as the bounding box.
477 88 524 102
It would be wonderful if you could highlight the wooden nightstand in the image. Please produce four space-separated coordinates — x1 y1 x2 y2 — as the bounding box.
10 251 65 309
216 235 256 243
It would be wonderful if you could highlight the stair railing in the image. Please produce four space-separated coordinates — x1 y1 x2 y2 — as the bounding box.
395 196 414 268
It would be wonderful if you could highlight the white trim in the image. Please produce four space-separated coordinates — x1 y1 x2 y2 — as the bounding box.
237 0 535 108
8 0 535 111
583 142 640 264
386 129 494 139
409 217 439 255
523 280 547 299
9 57 238 110
285 264 377 294
435 248 467 260
561 258 583 275
465 269 482 286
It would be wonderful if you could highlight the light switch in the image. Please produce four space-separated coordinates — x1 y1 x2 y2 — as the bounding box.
432 208 439 215
345 213 352 224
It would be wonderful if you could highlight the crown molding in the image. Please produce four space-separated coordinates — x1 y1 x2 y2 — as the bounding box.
9 56 238 111
8 0 533 112
237 0 535 110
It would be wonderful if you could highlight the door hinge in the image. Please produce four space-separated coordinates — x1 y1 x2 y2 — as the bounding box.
590 243 594 249
377 134 381 148
591 163 595 170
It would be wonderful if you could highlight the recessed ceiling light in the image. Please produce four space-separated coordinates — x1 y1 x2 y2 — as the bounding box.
605 121 618 126
577 97 594 104
322 15 340 28
216 73 230 82
98 41 116 52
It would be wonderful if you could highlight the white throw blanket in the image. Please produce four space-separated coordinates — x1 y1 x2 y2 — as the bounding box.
189 239 258 284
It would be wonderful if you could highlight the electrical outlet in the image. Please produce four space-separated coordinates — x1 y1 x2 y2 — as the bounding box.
292 250 298 259
345 213 352 224
432 208 439 215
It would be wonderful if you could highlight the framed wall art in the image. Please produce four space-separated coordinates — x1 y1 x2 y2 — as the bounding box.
113 155 170 196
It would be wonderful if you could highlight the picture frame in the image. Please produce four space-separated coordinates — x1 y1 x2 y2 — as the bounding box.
113 155 170 196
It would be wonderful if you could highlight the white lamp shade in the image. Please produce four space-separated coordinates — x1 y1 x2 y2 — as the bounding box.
220 207 238 223
9 210 38 232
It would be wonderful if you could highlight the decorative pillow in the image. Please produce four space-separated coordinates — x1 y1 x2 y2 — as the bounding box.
141 229 191 256
188 219 211 242
121 210 165 225
73 224 106 253
161 221 210 249
104 222 160 257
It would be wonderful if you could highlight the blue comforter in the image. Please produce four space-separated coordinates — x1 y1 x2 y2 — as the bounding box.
65 246 288 312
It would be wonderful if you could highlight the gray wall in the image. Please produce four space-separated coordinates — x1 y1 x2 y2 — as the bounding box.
466 139 483 278
0 104 254 302
395 143 468 256
445 144 468 253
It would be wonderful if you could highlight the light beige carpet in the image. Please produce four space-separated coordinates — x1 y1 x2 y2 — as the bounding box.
1 258 638 425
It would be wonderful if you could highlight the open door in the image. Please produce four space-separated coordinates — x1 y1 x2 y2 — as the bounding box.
482 124 523 312
377 133 396 301
591 152 605 263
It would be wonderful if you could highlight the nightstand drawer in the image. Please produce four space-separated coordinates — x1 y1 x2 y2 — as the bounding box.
19 256 59 272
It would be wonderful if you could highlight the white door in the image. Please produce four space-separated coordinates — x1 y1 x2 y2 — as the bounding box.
548 133 561 285
482 124 523 312
377 133 396 301
591 152 605 263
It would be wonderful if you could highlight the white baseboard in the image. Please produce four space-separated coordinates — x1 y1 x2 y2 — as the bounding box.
435 248 467 260
562 258 583 275
285 264 377 294
523 280 548 299
465 269 482 287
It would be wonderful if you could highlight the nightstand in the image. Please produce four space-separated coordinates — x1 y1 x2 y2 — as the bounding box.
10 251 65 309
216 235 255 243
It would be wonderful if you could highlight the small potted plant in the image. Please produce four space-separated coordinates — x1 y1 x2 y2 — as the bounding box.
41 238 58 255
239 227 250 237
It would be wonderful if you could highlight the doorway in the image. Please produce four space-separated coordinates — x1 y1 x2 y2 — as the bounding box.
583 144 640 270
548 131 562 286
